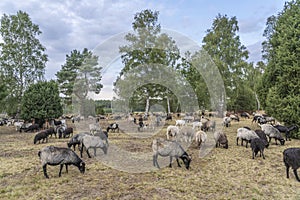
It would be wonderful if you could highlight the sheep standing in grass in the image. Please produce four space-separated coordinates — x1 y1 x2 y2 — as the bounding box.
67 132 90 151
178 126 195 143
152 138 191 169
259 124 285 145
223 117 231 127
175 120 186 127
283 148 300 182
214 131 228 149
250 138 266 159
254 130 269 148
166 125 179 140
236 128 259 148
194 130 207 147
80 135 108 158
34 130 49 144
38 145 85 179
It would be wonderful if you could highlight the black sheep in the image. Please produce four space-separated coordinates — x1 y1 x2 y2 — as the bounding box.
254 129 269 148
24 124 40 132
283 148 300 182
106 123 119 133
34 130 49 144
250 138 266 159
38 145 85 179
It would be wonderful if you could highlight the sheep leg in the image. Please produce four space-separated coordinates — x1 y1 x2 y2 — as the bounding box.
80 144 84 158
261 150 265 159
176 157 181 168
59 164 63 177
65 164 68 173
236 137 239 146
153 154 160 168
42 164 49 179
293 169 300 182
285 164 290 179
93 147 97 157
86 148 92 158
169 156 173 168
252 150 255 159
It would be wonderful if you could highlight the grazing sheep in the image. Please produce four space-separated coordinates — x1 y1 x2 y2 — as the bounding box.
192 121 202 130
80 135 108 158
250 138 266 159
46 127 56 138
166 125 180 140
240 112 250 119
214 131 228 149
38 145 85 179
89 123 102 135
283 148 300 182
57 126 73 138
194 130 207 147
178 126 195 143
106 123 119 133
175 120 186 127
223 117 231 127
67 132 90 151
259 124 285 145
34 130 49 144
24 124 40 132
236 128 259 148
152 138 192 169
274 125 299 141
230 114 240 122
254 130 269 148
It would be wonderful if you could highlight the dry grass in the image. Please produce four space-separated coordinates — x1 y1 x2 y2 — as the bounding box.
0 118 299 200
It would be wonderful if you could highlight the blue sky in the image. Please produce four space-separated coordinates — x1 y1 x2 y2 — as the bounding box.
0 0 288 99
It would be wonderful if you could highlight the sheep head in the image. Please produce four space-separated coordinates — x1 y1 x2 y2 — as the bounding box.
79 161 85 174
181 153 192 170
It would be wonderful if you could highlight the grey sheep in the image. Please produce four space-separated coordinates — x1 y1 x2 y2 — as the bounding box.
283 148 300 182
38 145 85 179
259 124 285 145
250 138 266 159
236 128 259 148
80 134 108 158
67 132 90 151
152 138 192 169
214 131 228 149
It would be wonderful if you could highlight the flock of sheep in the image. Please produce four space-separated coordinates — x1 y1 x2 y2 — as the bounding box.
6 112 298 182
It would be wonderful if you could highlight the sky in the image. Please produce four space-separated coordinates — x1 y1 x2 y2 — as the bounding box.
0 0 288 99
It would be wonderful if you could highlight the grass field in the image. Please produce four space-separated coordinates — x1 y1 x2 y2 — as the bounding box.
0 118 299 200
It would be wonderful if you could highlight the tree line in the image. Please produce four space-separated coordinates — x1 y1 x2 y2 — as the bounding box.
0 1 299 137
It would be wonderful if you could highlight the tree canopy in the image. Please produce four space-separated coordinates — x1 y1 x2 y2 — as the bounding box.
21 81 63 120
257 0 300 136
0 10 48 116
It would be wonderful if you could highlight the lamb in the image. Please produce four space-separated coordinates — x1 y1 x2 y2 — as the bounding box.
166 125 179 140
152 138 192 169
283 148 300 182
259 124 285 145
80 134 108 158
214 131 228 149
34 130 49 144
236 128 259 148
38 145 85 179
250 138 266 159
194 130 207 147
67 132 90 151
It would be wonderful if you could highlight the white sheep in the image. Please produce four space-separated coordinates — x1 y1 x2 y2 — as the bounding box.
194 130 207 147
236 127 259 148
178 126 195 143
175 119 186 127
166 125 180 140
192 121 202 130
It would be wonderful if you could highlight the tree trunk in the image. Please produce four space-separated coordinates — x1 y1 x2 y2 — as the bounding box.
166 96 171 113
145 95 150 115
254 92 260 111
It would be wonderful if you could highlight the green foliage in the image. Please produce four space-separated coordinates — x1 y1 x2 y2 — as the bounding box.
116 9 181 113
0 10 48 115
56 48 103 105
21 81 63 120
202 14 254 111
260 0 300 136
